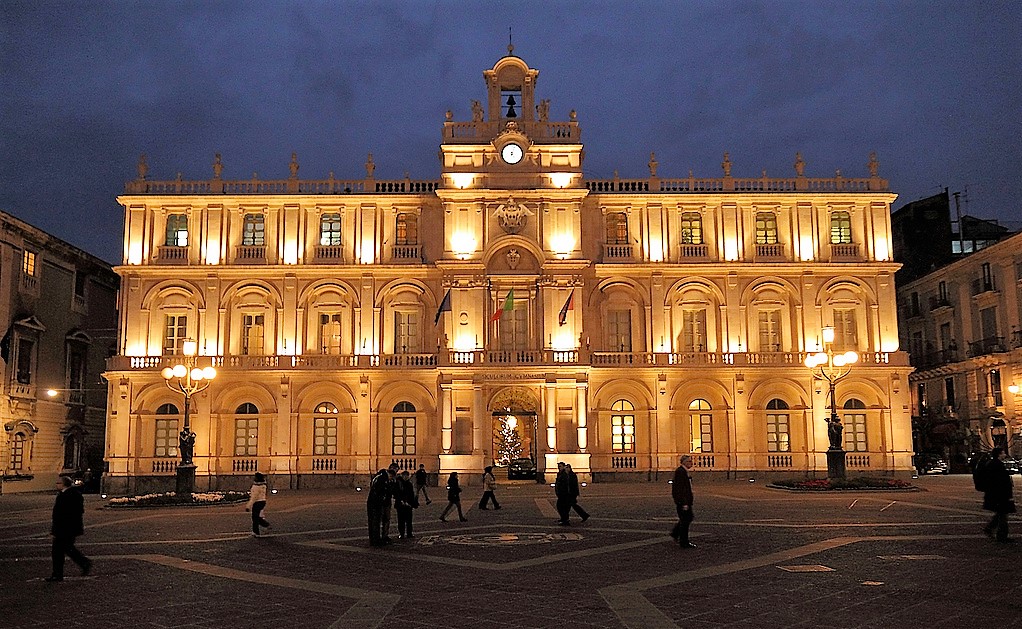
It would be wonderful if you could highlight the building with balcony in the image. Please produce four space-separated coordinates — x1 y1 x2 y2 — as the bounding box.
899 229 1022 459
0 211 119 493
104 52 912 494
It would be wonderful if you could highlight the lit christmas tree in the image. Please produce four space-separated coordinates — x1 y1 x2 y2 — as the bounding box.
495 418 523 466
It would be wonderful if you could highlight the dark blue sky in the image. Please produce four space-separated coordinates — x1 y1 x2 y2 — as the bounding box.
2 0 1020 264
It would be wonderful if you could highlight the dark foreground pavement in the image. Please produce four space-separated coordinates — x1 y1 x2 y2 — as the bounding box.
1 474 1020 628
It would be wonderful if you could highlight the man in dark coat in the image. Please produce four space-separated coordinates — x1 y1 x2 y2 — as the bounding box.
554 462 571 524
671 455 696 548
566 464 589 522
48 476 92 581
982 447 1014 542
366 469 390 546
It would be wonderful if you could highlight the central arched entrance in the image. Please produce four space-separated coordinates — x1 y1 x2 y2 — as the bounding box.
489 387 540 479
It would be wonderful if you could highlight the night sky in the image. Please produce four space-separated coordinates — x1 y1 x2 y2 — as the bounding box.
2 0 1020 265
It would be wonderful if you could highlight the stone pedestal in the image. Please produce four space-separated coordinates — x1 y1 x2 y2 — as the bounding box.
826 449 847 480
175 464 196 496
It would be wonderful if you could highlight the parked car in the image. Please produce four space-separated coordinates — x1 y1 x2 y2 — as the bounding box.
914 454 949 475
507 457 537 479
1003 458 1021 475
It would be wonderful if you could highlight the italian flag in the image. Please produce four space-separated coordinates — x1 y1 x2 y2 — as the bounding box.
490 289 514 323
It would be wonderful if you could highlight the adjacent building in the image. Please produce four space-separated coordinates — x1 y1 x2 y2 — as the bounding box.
104 52 912 494
0 211 119 493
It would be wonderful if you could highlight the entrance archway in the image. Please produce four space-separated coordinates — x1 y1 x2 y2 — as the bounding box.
489 387 540 471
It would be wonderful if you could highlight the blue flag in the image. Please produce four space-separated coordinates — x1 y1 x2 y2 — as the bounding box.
434 289 452 325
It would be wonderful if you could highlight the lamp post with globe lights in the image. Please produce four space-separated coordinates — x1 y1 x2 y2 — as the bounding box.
804 326 859 480
161 339 216 496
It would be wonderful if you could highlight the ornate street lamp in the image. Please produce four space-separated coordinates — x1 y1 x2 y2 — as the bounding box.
804 326 858 479
161 339 216 496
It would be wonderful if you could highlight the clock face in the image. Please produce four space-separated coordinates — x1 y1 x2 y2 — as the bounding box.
501 143 524 165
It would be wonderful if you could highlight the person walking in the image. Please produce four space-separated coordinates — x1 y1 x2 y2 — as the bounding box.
566 464 589 522
982 447 1015 542
245 472 271 536
671 455 696 548
395 470 418 538
414 464 432 505
554 462 571 524
47 476 92 582
478 466 501 510
439 471 467 522
367 469 390 546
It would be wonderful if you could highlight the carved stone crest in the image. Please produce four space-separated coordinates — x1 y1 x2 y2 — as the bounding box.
492 196 534 234
506 248 521 269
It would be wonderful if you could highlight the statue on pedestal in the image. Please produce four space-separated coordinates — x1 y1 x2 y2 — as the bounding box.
826 417 843 451
179 429 196 465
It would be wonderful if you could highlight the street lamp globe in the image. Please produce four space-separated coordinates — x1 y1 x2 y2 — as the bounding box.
202 366 217 380
161 367 174 380
172 364 187 378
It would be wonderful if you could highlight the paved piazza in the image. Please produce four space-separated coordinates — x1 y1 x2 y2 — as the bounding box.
2 475 1020 628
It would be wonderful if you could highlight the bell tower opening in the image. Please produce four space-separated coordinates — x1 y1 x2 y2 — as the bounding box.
484 50 537 123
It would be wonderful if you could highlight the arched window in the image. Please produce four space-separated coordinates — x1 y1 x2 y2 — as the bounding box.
63 433 80 470
234 403 259 456
830 211 852 244
611 400 635 453
766 398 790 452
680 212 703 245
755 212 778 245
393 402 416 455
313 402 338 456
689 399 712 452
843 398 867 452
155 403 180 458
9 432 26 471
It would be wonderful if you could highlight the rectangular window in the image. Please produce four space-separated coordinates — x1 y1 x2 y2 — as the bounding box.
607 309 632 352
242 214 265 246
234 418 259 456
67 349 86 391
499 305 529 351
917 382 926 417
165 214 188 246
15 338 34 385
607 214 628 244
937 280 948 304
830 211 852 244
945 377 956 409
395 213 418 245
980 306 997 340
843 413 867 452
939 322 952 351
241 314 265 355
755 213 778 245
766 413 790 452
394 311 419 353
155 419 178 458
320 213 342 246
690 413 712 452
981 262 994 292
163 315 188 355
392 415 416 455
910 292 920 316
9 435 25 471
991 369 1003 407
681 309 706 352
319 313 343 354
758 309 781 352
612 414 635 453
313 417 337 455
833 308 857 350
679 212 703 245
73 272 88 298
22 251 37 276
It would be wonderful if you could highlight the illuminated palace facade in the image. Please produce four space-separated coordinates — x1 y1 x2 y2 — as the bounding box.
104 54 912 493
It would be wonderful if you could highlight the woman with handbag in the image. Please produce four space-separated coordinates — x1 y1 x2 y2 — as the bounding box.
439 472 467 522
982 447 1015 542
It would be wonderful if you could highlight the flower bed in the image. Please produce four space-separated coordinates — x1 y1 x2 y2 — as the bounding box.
107 491 248 507
768 477 917 491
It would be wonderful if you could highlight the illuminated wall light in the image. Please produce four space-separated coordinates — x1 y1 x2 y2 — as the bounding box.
723 239 740 262
449 173 475 189
127 242 143 265
450 232 477 259
359 240 375 264
204 241 220 265
649 237 664 262
874 238 891 261
549 233 575 259
282 240 299 265
548 173 573 188
799 236 815 261
453 335 476 352
881 339 899 352
552 331 575 351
